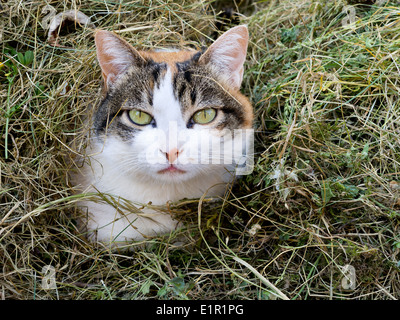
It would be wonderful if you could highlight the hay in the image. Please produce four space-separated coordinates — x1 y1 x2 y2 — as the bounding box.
1 0 399 300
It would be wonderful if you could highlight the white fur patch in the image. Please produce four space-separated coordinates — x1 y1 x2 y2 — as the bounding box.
152 67 186 141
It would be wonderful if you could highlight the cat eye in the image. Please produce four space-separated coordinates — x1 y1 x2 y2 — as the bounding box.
192 108 217 125
127 109 153 126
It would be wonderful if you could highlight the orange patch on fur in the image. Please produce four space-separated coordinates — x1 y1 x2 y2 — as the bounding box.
139 50 197 72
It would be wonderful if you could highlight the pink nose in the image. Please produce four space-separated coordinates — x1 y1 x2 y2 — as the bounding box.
165 148 180 163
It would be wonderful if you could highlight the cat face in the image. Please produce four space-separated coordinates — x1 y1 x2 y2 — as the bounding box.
92 26 253 184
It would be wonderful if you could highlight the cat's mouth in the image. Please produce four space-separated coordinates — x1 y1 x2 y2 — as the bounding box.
157 164 186 175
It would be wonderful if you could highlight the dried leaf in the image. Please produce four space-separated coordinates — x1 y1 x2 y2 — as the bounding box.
47 10 95 47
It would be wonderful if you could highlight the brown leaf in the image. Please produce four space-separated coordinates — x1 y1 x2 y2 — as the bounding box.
47 10 95 47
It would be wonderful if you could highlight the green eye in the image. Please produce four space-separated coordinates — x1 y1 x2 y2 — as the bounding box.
128 110 153 126
192 108 217 124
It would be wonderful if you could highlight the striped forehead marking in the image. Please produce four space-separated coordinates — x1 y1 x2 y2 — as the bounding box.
152 67 186 130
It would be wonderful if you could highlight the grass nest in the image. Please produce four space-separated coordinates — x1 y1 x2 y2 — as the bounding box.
1 0 399 300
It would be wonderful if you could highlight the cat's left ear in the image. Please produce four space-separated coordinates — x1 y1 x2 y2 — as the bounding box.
199 25 249 91
94 30 145 89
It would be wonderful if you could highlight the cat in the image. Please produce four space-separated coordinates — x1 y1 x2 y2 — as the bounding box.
73 25 253 247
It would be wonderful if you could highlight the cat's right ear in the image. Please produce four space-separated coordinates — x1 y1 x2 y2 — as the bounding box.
95 30 145 89
199 25 249 91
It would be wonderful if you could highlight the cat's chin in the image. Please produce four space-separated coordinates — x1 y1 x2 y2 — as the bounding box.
153 164 193 182
157 164 186 175
144 163 232 185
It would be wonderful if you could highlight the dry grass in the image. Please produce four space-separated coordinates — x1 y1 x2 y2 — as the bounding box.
1 0 399 300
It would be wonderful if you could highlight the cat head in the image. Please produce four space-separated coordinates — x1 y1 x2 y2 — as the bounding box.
92 26 253 184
